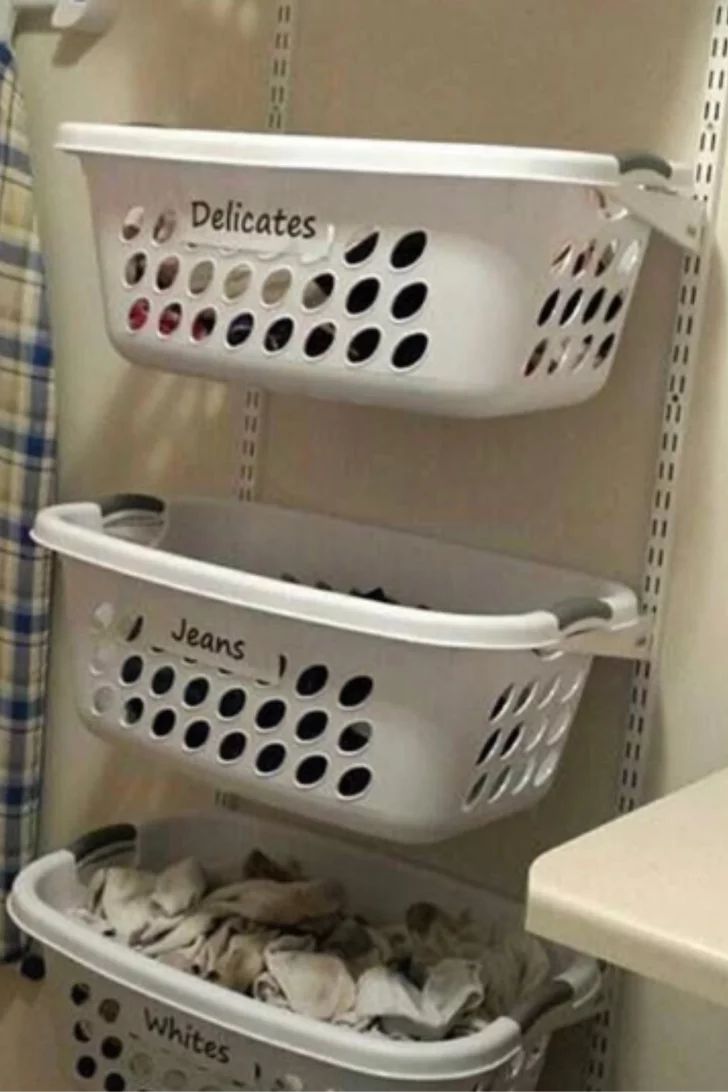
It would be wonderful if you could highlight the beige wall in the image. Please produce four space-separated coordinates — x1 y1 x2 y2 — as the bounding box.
0 1 725 1089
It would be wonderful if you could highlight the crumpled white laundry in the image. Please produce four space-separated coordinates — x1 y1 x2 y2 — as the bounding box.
70 851 551 1043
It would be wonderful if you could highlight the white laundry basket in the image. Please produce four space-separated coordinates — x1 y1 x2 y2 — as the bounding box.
34 494 646 843
10 811 602 1092
58 123 700 418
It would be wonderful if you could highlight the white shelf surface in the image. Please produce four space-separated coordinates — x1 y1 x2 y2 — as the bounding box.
527 769 728 1008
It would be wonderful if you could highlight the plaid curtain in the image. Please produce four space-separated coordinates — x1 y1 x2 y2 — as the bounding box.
0 41 55 961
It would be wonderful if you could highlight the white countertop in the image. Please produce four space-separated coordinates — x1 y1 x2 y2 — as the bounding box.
527 769 728 1007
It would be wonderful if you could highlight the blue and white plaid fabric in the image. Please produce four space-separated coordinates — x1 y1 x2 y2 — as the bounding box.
0 41 55 961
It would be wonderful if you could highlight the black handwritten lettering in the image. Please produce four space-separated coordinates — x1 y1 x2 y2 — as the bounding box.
303 215 317 239
143 1009 231 1066
191 200 211 228
169 617 247 664
190 199 318 241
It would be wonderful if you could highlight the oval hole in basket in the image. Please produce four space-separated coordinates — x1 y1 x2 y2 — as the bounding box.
390 230 427 270
183 677 209 707
347 327 381 366
337 766 373 799
122 698 144 727
121 206 144 242
338 721 372 754
73 1021 93 1044
155 256 180 291
189 259 215 297
583 288 606 325
534 750 560 787
296 710 328 742
91 602 115 632
158 302 183 337
76 1057 97 1081
219 731 247 763
98 999 120 1024
513 759 536 795
92 690 115 717
152 208 177 245
184 719 211 751
226 311 255 348
295 754 329 788
538 675 562 708
222 263 252 301
501 723 524 758
524 339 548 377
537 290 560 327
71 983 91 1006
465 772 488 808
489 686 514 722
127 298 150 332
346 278 380 316
151 666 175 696
339 675 374 709
391 332 428 370
191 307 217 342
264 317 294 353
572 240 596 277
304 322 336 359
391 282 428 321
256 699 286 730
296 664 329 697
605 292 626 323
256 742 287 775
551 242 573 275
596 239 619 276
120 656 143 685
101 1038 123 1062
513 682 537 715
104 1073 125 1091
560 289 584 326
261 268 292 306
526 718 549 753
302 272 335 310
571 335 594 371
618 239 642 278
546 712 571 746
151 709 176 738
124 252 147 287
218 688 246 719
595 333 617 368
488 767 512 802
343 228 379 267
477 730 501 766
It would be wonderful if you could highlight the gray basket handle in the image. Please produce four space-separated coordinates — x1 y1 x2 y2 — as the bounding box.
507 979 575 1034
550 596 614 635
617 151 673 180
68 823 137 864
99 494 165 521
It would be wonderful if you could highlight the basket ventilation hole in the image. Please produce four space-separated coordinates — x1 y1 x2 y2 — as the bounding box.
501 724 524 758
547 712 571 746
391 282 428 320
156 256 180 291
304 323 336 359
539 675 562 708
296 754 329 787
152 209 177 245
101 1038 123 1061
551 242 573 274
264 317 294 353
256 699 286 730
91 602 115 632
583 289 606 324
219 688 246 719
605 292 626 323
121 206 144 242
120 655 143 685
92 687 114 715
524 339 548 377
151 666 175 696
99 999 120 1023
122 698 144 727
572 240 596 277
124 252 147 287
513 682 537 714
535 751 560 787
618 240 642 278
343 228 379 267
273 1077 304 1092
346 278 380 315
71 983 91 1006
227 311 255 348
339 675 374 708
129 1055 154 1082
391 230 427 270
76 1057 97 1081
513 760 537 795
547 339 570 375
562 672 586 703
296 710 328 742
339 721 372 753
526 718 547 751
262 268 292 305
223 263 251 301
572 335 594 371
73 1021 93 1043
158 302 183 336
537 290 560 327
347 327 381 365
296 664 329 697
392 332 428 370
184 677 209 707
560 289 584 326
302 272 335 310
219 731 247 763
489 686 514 722
163 1071 187 1091
489 767 512 802
191 308 217 342
189 259 215 296
596 240 619 276
184 719 211 751
127 298 150 332
151 709 176 738
595 334 617 368
477 730 500 766
338 766 372 799
256 742 287 775
104 1075 126 1092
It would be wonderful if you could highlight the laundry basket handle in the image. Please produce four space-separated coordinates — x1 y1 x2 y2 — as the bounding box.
507 979 575 1034
99 493 165 520
549 596 614 634
617 151 673 180
68 823 137 864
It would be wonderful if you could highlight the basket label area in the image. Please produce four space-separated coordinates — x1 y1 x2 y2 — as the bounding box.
168 614 283 684
183 198 331 256
141 1004 232 1066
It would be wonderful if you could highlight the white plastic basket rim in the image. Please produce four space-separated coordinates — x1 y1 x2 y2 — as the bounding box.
32 496 642 655
56 122 694 192
9 812 601 1082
